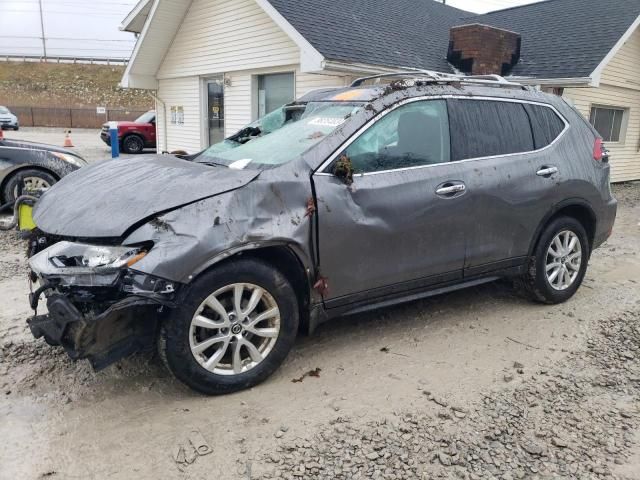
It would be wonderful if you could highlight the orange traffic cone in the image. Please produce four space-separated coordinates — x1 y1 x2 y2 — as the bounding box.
63 130 74 148
0 128 4 140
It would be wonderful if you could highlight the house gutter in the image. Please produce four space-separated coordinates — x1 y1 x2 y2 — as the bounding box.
509 76 594 88
322 60 426 76
148 91 167 153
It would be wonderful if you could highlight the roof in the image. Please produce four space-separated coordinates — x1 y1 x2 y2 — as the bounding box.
121 0 640 89
266 0 470 71
465 0 640 79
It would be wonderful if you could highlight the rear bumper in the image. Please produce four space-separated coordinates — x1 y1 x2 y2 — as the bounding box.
594 197 617 249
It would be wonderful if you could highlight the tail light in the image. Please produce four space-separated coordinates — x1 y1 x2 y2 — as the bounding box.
593 138 609 163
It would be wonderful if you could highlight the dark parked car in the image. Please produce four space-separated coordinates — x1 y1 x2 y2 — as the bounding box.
0 137 87 204
26 72 616 395
100 110 156 154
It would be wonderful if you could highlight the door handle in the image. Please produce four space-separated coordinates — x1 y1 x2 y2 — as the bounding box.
436 183 466 196
536 166 559 177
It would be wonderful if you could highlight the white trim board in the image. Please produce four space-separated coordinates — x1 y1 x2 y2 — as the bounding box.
590 14 640 87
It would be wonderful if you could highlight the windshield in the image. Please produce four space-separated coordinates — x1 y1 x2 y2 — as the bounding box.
0 106 9 114
135 111 155 124
197 102 362 170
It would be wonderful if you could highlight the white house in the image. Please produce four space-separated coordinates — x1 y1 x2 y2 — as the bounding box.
121 0 640 182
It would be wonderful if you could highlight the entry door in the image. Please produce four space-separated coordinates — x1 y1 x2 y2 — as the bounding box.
313 100 468 306
206 78 224 146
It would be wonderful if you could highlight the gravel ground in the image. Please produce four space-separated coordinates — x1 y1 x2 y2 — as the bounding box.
0 182 639 479
256 307 640 480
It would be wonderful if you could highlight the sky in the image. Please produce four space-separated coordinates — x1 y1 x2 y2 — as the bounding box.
0 0 543 59
0 0 139 59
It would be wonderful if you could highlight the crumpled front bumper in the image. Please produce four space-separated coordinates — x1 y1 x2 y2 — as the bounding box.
27 268 181 370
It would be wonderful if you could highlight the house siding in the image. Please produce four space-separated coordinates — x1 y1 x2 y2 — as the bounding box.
563 27 640 182
151 0 356 151
157 66 352 151
157 0 300 79
156 76 201 153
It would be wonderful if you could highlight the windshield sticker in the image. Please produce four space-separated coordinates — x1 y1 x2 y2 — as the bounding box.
228 159 252 170
307 117 345 128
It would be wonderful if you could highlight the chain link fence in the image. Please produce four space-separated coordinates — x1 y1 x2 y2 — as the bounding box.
7 107 148 129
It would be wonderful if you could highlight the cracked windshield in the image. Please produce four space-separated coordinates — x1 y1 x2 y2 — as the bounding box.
197 102 362 169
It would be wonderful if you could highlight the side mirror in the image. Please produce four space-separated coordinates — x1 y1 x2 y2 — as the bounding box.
333 154 354 186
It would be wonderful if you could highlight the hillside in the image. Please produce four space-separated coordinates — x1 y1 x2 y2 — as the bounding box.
0 62 153 109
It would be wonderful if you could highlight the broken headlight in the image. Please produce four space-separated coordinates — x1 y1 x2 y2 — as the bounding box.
29 241 148 285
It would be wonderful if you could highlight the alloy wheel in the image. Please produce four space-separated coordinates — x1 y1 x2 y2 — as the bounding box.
13 176 52 198
189 283 281 375
545 230 582 291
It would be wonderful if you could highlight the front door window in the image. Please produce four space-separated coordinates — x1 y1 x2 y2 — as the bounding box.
207 78 224 146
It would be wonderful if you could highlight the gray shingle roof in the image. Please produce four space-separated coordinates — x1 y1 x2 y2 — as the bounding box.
267 0 640 80
266 0 469 72
467 0 640 79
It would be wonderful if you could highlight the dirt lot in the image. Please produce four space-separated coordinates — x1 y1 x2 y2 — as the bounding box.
0 183 639 480
2 126 152 163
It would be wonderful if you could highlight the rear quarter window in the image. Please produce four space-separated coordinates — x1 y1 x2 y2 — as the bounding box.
448 99 534 161
523 104 566 149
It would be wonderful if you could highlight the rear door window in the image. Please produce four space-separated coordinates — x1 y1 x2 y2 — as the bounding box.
343 100 450 174
523 104 566 149
448 99 534 161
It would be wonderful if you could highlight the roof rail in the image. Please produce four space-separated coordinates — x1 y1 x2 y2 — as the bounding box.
350 70 526 90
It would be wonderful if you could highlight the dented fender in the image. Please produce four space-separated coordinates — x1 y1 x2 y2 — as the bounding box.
123 169 319 289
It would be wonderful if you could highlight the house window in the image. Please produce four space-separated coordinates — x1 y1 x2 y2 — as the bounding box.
589 106 626 142
257 72 294 118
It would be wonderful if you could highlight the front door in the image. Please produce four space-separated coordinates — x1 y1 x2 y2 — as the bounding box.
313 100 468 308
206 77 224 146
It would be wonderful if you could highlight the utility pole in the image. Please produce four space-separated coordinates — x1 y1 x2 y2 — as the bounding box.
38 0 47 60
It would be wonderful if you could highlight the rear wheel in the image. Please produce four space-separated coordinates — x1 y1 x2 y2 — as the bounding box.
519 216 590 304
3 169 56 204
121 134 145 154
159 258 299 395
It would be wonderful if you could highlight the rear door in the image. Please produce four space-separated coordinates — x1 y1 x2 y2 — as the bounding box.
313 99 469 308
446 98 569 275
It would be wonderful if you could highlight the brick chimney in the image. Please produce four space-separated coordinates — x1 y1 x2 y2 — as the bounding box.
447 24 521 76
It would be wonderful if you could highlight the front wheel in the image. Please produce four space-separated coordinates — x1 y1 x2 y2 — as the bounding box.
518 216 590 304
121 134 145 154
159 258 299 395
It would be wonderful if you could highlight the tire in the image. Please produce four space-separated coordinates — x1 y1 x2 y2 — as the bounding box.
159 258 299 395
13 126 19 131
121 134 145 154
518 216 590 304
2 169 57 204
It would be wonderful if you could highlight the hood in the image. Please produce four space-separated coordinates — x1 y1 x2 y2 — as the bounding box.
102 121 145 128
33 154 259 238
1 139 83 157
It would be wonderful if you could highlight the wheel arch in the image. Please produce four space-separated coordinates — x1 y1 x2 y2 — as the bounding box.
528 199 597 258
0 165 60 202
189 243 315 335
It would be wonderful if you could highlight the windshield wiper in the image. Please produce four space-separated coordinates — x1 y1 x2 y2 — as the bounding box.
198 159 228 168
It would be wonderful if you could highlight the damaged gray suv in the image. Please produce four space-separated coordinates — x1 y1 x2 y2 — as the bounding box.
26 72 617 394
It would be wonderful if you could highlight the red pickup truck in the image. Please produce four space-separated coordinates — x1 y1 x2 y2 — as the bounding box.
100 111 157 154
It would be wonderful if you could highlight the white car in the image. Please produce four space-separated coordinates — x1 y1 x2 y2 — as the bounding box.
0 106 19 130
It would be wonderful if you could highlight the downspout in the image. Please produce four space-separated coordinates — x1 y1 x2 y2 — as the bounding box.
148 91 167 152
